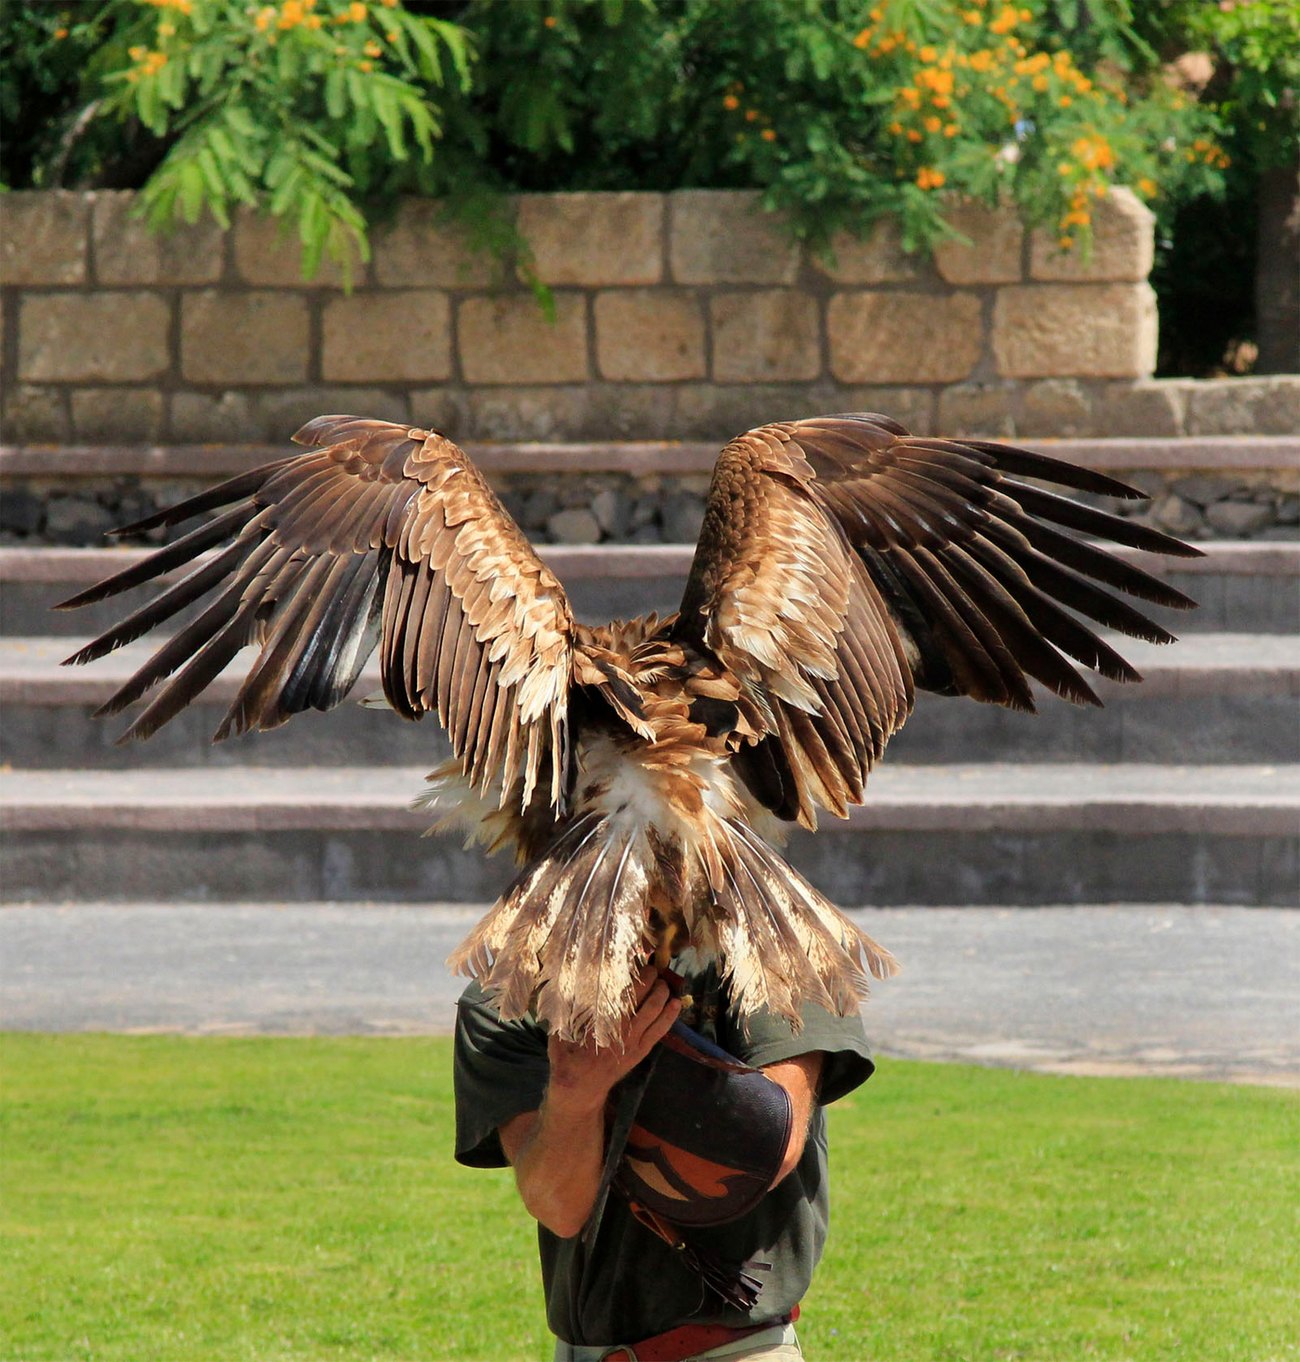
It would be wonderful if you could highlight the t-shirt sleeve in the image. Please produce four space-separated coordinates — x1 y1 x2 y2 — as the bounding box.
452 982 551 1169
724 1001 876 1107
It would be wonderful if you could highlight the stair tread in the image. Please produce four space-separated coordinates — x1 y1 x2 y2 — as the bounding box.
4 763 1296 836
3 632 1295 706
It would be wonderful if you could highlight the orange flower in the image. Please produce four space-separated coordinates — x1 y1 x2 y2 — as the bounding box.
1137 176 1158 197
364 39 381 55
744 108 759 122
723 94 740 111
54 25 69 39
916 167 946 190
544 14 557 26
761 128 777 142
923 115 942 133
348 1 366 21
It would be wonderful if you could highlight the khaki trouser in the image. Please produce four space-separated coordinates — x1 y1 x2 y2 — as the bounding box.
553 1320 802 1360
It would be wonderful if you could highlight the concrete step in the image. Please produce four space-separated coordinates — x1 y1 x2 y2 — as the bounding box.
2 540 1296 638
3 763 1295 907
3 632 1294 769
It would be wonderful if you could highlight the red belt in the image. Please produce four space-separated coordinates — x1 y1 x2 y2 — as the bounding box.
600 1305 798 1362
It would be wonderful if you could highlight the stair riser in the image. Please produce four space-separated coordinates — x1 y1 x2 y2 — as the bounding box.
4 689 1294 769
0 575 691 639
5 827 1294 907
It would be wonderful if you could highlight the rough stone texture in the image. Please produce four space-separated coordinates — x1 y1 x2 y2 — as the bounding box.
70 389 165 442
711 291 821 383
1 386 69 442
233 209 351 289
169 391 262 443
1206 500 1274 537
255 388 409 440
1185 377 1300 437
993 283 1158 379
938 383 1017 438
458 294 588 385
92 191 224 286
1152 493 1202 536
817 220 927 285
547 507 602 544
1029 188 1155 283
595 290 705 382
828 290 983 384
1172 474 1248 506
321 289 452 383
371 200 499 289
181 291 310 385
673 383 840 440
669 191 800 285
1019 379 1094 438
933 201 1025 285
0 191 88 285
836 385 935 434
1096 379 1188 438
518 193 663 286
19 293 171 382
454 383 679 441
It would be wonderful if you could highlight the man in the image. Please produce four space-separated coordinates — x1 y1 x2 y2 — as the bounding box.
454 951 876 1360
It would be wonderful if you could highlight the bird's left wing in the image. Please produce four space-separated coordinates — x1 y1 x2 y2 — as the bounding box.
672 413 1200 829
59 416 577 807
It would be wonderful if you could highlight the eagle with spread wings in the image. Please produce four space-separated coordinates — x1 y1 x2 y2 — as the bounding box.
60 412 1198 1046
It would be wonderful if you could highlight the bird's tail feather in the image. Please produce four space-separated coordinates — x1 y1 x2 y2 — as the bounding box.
446 812 657 1048
447 812 897 1046
695 818 898 1033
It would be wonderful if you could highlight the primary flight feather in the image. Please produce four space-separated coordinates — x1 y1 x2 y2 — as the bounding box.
59 412 1200 1046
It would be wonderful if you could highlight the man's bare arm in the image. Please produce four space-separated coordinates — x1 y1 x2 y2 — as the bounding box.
762 1052 824 1186
499 972 681 1238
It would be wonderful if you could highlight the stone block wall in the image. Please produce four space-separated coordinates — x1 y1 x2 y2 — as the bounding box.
1 187 1297 446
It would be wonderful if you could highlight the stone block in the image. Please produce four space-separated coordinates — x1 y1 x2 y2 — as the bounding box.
70 388 165 441
1093 379 1188 437
710 291 820 383
169 391 262 443
1 385 69 442
0 191 88 285
817 220 926 285
1185 377 1300 437
669 191 800 285
1019 379 1094 438
181 291 310 385
1205 500 1273 537
233 208 351 288
518 193 663 286
547 507 602 544
321 289 451 383
92 191 224 285
458 294 588 385
937 383 1016 438
595 290 705 382
255 388 409 441
20 293 171 382
933 201 1024 285
834 386 935 434
454 384 660 441
1029 188 1155 282
372 200 500 289
992 283 1157 379
673 382 841 440
828 290 982 384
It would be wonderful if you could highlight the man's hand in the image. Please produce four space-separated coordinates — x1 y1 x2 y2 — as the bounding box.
545 966 682 1117
499 966 681 1238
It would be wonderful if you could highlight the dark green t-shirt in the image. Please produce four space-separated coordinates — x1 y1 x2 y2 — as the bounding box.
452 952 875 1346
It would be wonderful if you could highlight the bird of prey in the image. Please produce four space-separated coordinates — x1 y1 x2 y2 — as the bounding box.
60 412 1199 1047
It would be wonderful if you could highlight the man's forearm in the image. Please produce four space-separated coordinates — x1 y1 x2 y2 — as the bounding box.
509 1086 607 1238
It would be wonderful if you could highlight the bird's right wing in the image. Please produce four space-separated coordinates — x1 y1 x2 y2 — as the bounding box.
59 416 577 808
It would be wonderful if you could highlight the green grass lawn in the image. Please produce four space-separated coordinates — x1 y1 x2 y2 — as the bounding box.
2 1036 1297 1362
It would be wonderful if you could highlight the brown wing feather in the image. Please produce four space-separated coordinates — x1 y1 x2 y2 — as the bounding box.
58 416 578 810
679 412 1199 828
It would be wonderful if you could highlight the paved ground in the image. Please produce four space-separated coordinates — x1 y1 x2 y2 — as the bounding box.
3 902 1297 1086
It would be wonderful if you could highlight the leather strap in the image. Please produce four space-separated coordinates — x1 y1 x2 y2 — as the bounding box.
600 1307 798 1362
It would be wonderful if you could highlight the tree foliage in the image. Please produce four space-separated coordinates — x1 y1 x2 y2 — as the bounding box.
1 0 1285 286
